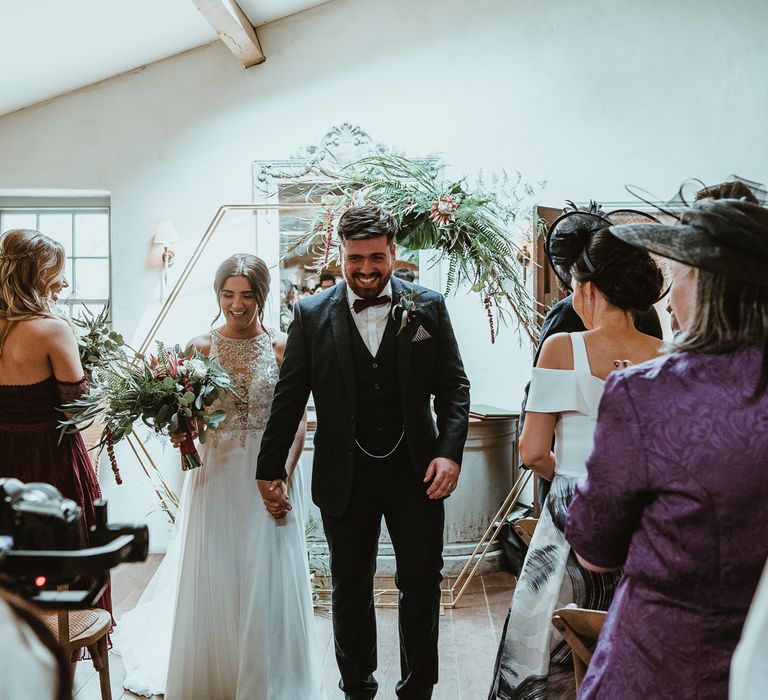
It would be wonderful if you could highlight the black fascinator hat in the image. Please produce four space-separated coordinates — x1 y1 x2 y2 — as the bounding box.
545 200 661 290
609 198 768 288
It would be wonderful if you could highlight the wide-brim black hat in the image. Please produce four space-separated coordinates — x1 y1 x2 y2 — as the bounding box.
609 199 768 288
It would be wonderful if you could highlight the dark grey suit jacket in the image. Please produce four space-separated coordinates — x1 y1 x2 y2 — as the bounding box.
256 276 471 517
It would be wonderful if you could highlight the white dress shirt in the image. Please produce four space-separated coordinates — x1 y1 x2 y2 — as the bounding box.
346 280 393 356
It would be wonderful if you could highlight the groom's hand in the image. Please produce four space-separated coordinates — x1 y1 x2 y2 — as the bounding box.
257 479 292 520
424 457 460 499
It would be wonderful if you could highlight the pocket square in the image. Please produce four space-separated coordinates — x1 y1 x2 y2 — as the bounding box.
412 325 432 342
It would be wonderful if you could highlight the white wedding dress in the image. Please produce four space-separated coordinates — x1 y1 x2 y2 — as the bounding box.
113 329 326 699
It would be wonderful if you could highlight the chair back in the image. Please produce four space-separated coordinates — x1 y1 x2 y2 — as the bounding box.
551 607 606 691
513 517 538 546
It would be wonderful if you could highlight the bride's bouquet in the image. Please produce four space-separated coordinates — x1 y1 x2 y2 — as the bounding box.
61 342 237 477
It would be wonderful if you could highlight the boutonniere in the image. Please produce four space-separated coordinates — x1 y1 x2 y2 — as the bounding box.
391 289 433 334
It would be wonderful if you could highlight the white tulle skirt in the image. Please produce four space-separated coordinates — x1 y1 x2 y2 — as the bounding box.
113 432 326 699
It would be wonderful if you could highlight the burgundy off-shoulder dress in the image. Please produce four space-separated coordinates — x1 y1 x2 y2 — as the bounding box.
0 375 113 619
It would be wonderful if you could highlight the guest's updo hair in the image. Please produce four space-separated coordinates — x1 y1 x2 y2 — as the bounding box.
571 229 664 311
694 180 759 204
212 254 270 325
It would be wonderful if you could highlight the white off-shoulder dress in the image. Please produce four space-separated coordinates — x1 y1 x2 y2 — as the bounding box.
489 332 621 700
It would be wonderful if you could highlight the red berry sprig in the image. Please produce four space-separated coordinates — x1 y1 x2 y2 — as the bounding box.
484 296 496 344
105 430 123 485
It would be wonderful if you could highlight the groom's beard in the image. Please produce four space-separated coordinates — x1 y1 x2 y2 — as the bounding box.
346 270 392 299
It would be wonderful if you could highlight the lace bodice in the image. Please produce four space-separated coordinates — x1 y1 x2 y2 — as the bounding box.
208 329 278 445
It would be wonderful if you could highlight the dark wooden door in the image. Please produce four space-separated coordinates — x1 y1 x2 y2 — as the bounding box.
532 205 564 325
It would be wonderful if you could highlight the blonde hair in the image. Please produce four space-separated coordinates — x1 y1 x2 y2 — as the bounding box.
0 229 66 353
212 254 270 325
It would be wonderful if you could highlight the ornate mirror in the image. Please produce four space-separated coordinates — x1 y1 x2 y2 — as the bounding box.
253 124 430 331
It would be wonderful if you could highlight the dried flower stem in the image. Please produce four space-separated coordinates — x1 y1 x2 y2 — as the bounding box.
484 296 496 344
105 430 123 485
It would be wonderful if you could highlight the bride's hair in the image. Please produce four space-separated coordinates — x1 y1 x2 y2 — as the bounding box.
212 254 271 325
0 229 66 352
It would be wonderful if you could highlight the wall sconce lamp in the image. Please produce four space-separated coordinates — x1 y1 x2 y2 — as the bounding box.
152 220 181 297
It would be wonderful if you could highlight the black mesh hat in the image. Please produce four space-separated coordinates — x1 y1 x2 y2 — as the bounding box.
609 198 768 288
545 200 661 291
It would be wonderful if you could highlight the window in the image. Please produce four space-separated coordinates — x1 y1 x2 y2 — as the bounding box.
0 206 111 318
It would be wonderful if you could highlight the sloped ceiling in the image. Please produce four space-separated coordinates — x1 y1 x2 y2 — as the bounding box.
0 0 331 117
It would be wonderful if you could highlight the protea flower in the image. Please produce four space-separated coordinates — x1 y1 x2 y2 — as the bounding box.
429 195 458 226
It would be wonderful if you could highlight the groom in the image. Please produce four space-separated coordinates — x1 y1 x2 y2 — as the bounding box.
256 205 470 700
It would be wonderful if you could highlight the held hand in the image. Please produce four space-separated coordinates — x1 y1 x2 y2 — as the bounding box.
257 479 292 520
423 457 460 500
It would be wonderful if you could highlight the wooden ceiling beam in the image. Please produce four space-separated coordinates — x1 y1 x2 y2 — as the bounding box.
190 0 265 68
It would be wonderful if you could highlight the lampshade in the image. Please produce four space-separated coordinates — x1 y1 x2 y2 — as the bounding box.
152 220 181 245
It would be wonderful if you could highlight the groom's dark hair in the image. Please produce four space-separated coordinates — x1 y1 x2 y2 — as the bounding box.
337 205 397 244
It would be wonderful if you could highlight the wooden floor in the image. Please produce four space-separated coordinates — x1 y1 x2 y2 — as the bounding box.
74 555 516 699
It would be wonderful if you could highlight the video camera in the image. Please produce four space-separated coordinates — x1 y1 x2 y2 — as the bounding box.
0 478 148 609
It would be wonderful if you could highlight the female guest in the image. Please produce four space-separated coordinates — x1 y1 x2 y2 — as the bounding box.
0 229 112 619
566 198 768 698
519 202 663 509
489 217 665 699
115 255 325 700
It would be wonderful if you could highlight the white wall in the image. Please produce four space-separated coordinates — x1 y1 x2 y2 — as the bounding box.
1 0 766 545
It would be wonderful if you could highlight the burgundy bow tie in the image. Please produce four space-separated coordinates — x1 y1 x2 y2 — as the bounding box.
353 295 391 314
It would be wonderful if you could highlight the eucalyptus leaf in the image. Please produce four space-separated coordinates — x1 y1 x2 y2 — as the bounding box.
205 410 227 429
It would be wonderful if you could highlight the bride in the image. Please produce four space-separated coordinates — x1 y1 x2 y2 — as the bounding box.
114 254 326 699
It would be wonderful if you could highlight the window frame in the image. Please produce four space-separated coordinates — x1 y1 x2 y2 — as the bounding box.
0 204 112 317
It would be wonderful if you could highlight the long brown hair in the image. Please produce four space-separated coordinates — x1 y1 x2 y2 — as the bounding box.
675 269 768 399
0 229 66 353
212 254 270 326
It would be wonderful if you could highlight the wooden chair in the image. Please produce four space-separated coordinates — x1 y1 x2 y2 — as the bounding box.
513 517 538 546
39 590 113 700
551 607 607 692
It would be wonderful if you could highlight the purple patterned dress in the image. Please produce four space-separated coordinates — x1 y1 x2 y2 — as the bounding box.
566 347 768 699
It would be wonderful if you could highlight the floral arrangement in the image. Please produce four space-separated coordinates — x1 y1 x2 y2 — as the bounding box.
287 152 542 343
61 343 236 478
